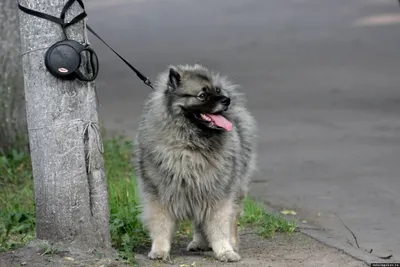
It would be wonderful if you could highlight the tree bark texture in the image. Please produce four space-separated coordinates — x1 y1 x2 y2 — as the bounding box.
0 0 28 154
18 0 111 248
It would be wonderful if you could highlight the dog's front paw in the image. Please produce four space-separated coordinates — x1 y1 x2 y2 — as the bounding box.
216 250 241 262
148 250 171 262
186 240 212 252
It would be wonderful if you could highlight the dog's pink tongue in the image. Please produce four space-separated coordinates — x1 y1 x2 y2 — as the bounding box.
206 114 233 131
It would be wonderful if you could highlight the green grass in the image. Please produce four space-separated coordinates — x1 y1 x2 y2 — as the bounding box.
240 198 297 238
0 149 35 252
103 137 150 263
0 136 296 264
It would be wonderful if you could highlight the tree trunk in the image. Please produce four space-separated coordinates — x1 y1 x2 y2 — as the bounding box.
18 0 111 248
0 0 28 154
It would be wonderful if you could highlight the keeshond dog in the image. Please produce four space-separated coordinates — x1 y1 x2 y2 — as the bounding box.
133 63 257 262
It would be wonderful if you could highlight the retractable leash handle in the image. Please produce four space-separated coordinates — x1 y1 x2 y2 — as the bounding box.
18 0 98 82
79 46 99 82
44 40 99 82
18 0 153 89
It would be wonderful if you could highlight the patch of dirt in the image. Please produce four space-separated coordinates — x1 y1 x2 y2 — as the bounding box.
0 229 369 267
134 229 369 267
0 239 129 267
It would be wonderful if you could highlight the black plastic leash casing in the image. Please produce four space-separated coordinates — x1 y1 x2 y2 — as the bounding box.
18 0 152 88
44 40 98 81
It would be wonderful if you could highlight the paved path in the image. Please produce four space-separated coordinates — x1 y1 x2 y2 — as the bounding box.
85 0 400 262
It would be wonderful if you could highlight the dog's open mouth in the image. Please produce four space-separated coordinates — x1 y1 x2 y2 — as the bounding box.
194 113 233 132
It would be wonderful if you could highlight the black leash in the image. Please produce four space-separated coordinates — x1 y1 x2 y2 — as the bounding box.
85 25 154 89
18 0 154 90
18 0 87 38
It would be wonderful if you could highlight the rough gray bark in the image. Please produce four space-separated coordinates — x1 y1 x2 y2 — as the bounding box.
18 0 111 248
0 0 28 154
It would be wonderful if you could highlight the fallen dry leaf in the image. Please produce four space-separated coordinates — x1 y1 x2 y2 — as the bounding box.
281 209 297 215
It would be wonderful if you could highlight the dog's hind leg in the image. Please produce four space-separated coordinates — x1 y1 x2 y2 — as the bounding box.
144 199 176 262
231 191 245 252
204 200 241 262
230 210 240 252
187 223 211 252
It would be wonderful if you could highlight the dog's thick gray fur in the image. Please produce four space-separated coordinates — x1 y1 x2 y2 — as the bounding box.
133 63 257 262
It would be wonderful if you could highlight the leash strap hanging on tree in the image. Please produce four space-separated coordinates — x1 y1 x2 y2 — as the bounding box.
19 0 99 82
18 0 154 90
18 0 87 40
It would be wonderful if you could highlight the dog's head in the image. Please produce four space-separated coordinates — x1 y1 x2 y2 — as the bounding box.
162 64 233 132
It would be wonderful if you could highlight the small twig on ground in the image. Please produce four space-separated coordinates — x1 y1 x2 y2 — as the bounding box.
333 212 360 249
333 214 393 260
378 254 393 260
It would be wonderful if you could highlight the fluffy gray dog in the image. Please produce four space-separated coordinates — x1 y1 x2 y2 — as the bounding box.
133 63 257 262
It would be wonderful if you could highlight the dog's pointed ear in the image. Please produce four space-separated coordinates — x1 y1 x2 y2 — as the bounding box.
168 67 181 91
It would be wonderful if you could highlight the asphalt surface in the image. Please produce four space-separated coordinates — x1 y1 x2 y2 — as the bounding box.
84 0 400 262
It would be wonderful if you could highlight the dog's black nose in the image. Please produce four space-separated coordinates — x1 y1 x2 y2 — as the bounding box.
221 96 231 107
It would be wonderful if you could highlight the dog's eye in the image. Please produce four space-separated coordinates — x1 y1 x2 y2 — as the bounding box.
198 92 207 101
215 87 221 94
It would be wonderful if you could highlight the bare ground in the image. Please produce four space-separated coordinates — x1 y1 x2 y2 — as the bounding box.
0 240 128 267
134 229 368 267
0 229 369 267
